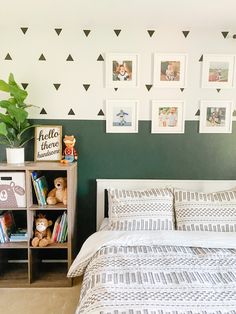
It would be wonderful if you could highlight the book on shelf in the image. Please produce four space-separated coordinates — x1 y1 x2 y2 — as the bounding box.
51 216 61 243
0 211 16 243
51 212 68 243
31 171 48 206
10 228 27 242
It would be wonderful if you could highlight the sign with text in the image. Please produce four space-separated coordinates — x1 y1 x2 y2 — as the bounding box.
34 126 62 161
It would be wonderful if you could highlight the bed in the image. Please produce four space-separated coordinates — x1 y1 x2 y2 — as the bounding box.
68 179 236 314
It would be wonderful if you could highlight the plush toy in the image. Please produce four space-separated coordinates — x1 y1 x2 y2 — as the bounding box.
61 135 78 164
46 177 67 205
31 214 52 247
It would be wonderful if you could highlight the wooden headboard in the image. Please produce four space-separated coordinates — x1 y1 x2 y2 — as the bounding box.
96 179 236 230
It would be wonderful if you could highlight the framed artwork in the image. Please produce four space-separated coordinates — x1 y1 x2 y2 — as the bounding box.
153 53 188 88
106 100 139 133
34 125 62 161
105 53 139 88
201 54 236 88
151 100 185 133
199 100 233 133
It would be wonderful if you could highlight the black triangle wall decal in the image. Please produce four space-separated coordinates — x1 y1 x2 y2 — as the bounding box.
114 88 118 91
66 54 74 61
222 31 229 38
97 54 104 61
21 83 28 90
145 84 152 91
98 109 105 116
216 88 221 93
68 108 75 115
180 88 184 92
5 53 12 60
53 83 61 90
199 55 203 62
21 27 28 34
55 28 62 36
83 84 90 91
182 31 190 38
114 29 121 36
233 110 236 116
40 108 47 115
39 54 46 61
195 109 200 116
147 30 155 37
83 30 91 37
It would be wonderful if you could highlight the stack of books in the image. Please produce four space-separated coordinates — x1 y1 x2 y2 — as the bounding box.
31 171 48 206
10 228 28 242
0 211 16 243
51 212 68 243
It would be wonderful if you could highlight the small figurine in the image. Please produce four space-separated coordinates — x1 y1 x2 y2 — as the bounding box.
31 214 53 247
61 135 78 164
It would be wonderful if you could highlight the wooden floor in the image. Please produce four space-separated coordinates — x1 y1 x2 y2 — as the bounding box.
0 277 82 314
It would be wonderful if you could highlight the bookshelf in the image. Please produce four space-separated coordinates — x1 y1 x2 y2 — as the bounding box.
0 162 77 287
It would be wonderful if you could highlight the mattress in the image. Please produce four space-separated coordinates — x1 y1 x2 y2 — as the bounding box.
68 230 236 314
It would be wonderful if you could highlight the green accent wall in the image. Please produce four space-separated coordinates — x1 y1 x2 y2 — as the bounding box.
1 120 236 250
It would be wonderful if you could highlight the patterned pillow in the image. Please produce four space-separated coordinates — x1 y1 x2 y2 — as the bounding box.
107 188 174 231
174 189 236 232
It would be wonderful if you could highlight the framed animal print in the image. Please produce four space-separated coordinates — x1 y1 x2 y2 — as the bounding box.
106 100 139 133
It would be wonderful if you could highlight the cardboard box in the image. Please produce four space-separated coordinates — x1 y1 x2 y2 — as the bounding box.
0 172 26 208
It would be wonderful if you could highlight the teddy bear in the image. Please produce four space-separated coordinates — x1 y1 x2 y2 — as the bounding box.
46 177 67 205
60 135 78 164
31 214 53 247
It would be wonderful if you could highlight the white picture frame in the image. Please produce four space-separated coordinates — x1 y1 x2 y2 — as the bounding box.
153 53 188 88
151 100 185 133
105 53 139 88
34 125 62 161
201 54 236 88
199 100 233 133
106 100 139 133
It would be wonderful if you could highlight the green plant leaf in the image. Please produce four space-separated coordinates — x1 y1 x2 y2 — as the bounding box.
9 85 28 105
8 73 28 104
0 113 18 129
7 104 28 123
0 122 8 136
0 80 9 92
0 100 12 110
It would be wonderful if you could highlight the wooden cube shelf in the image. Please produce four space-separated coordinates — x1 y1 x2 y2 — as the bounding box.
0 162 77 287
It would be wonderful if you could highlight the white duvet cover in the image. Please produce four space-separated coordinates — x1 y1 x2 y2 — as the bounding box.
68 230 236 314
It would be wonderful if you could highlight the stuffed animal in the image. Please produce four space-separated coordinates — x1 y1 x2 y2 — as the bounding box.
31 214 52 247
46 177 67 205
61 135 78 164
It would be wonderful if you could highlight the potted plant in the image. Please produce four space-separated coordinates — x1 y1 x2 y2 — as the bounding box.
0 73 36 163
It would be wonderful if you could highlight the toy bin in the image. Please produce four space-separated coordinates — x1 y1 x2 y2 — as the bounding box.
0 172 26 208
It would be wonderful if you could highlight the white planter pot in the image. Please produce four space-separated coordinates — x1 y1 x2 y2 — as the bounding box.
6 147 25 164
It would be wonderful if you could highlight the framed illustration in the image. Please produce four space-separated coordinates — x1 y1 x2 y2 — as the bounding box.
153 53 188 88
34 125 62 161
106 100 139 133
105 53 139 88
201 54 236 88
199 100 233 133
151 100 185 133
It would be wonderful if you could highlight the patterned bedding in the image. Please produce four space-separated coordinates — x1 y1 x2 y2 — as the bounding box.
68 230 236 314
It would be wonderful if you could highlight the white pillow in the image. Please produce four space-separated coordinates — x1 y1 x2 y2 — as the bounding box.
174 188 236 232
107 188 174 231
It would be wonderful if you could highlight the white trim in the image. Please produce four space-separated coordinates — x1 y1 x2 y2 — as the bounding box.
96 179 236 230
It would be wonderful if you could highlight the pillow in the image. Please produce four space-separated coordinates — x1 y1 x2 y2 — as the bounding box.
107 188 174 231
174 188 236 232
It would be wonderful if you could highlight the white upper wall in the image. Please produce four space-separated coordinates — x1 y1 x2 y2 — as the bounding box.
1 0 236 29
0 0 236 120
